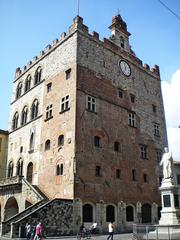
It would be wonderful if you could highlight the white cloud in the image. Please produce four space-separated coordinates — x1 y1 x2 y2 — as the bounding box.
161 69 180 161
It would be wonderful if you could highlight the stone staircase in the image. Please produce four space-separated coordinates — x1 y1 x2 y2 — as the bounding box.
1 198 74 238
0 177 49 239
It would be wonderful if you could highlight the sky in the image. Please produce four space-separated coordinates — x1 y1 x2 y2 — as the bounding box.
0 0 180 159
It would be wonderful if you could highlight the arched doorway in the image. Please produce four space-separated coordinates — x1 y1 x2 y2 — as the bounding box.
126 205 134 222
106 205 115 222
4 197 19 220
83 204 93 222
142 203 152 223
27 162 33 183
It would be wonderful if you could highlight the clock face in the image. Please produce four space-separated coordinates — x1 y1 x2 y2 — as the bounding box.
119 60 131 77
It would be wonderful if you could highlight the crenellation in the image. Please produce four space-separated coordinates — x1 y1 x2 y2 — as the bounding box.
92 31 99 41
33 56 38 62
60 32 66 41
143 64 150 70
69 15 89 34
27 61 32 67
15 68 21 78
150 65 160 77
45 44 51 51
39 50 45 57
52 38 59 46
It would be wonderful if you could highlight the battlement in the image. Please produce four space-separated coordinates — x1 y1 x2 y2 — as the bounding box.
15 15 160 80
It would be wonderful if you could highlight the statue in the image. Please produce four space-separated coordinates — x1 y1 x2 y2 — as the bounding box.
160 147 173 179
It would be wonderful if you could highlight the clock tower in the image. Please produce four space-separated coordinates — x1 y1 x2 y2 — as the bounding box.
109 14 131 52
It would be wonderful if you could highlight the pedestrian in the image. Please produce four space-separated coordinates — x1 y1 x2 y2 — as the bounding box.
25 222 31 240
107 222 114 240
31 224 36 240
34 222 42 240
90 222 97 234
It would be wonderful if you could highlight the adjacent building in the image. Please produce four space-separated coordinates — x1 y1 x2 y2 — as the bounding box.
0 130 8 179
0 14 168 233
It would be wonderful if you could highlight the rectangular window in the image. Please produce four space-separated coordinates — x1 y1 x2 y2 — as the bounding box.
128 112 136 127
130 94 135 103
66 68 71 80
86 95 96 112
140 145 148 159
46 104 53 119
61 95 70 112
114 141 120 152
95 166 101 177
118 89 123 98
143 174 148 183
116 169 121 179
156 149 162 162
47 83 52 93
154 123 160 136
152 104 157 113
177 174 180 184
132 169 136 181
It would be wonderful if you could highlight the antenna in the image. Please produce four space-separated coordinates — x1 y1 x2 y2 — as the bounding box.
77 0 80 16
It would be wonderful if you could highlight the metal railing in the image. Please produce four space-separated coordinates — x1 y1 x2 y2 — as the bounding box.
133 224 180 240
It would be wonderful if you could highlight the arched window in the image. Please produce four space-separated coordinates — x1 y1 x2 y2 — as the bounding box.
58 135 64 146
31 99 39 120
126 206 134 222
94 136 100 147
142 203 152 223
12 112 19 130
8 161 13 177
21 106 28 126
25 75 31 92
56 163 63 175
106 205 115 222
16 82 22 99
83 204 93 222
27 162 33 183
34 67 42 85
16 159 23 176
29 132 34 151
45 139 51 150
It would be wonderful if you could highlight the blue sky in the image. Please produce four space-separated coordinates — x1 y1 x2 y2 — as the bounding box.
0 0 180 158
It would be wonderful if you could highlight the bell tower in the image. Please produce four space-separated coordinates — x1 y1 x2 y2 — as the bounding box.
109 14 131 52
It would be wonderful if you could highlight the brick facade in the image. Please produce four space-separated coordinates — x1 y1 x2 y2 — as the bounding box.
0 14 168 233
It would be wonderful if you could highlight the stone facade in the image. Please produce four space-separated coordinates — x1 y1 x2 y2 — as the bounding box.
0 14 168 234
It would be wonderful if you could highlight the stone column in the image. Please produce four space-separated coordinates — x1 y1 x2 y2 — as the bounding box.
73 198 82 233
117 201 126 232
152 202 158 224
96 201 105 233
97 200 106 233
136 201 142 223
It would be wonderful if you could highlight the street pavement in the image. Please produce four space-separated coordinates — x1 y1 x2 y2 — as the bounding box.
45 233 133 240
